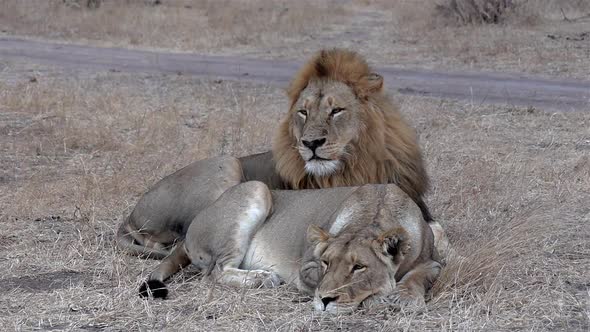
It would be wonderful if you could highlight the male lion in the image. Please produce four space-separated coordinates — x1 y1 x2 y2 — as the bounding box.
139 182 442 313
273 49 431 222
117 49 449 259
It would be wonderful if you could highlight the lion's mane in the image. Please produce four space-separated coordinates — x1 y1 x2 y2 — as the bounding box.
272 49 429 209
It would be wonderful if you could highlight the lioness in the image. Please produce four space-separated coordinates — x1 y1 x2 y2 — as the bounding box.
140 182 442 313
117 49 449 259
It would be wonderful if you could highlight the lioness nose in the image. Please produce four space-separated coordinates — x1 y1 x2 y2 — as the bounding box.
321 296 339 308
302 138 326 152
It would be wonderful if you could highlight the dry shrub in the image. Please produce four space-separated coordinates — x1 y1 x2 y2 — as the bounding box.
435 0 514 25
434 0 590 26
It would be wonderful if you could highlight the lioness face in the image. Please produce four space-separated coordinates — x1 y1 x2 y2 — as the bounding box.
291 80 362 177
307 225 407 314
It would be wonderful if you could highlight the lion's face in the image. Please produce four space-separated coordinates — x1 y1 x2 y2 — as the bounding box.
290 79 363 177
307 225 408 314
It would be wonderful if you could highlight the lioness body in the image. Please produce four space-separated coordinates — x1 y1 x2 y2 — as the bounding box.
143 182 441 312
241 186 356 289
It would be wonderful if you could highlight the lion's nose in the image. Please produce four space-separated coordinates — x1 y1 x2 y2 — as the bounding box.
302 138 326 152
321 296 339 309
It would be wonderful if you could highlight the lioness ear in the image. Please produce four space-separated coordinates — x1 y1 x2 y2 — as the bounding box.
376 227 410 262
307 225 330 244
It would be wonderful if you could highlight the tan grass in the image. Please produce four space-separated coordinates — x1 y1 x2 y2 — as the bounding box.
0 75 278 221
0 0 347 51
0 64 588 330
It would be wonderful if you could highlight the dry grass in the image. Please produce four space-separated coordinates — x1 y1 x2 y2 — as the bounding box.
0 0 347 50
0 69 280 220
1 61 588 330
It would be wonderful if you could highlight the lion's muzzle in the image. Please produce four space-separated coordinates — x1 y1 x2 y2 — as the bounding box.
301 137 326 153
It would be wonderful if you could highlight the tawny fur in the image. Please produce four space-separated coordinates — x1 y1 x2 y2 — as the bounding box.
272 49 429 204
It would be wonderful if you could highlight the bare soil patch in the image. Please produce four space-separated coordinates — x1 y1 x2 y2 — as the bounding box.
2 38 588 111
0 61 588 330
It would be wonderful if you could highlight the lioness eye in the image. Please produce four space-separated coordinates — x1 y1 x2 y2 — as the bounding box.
330 107 345 116
298 109 308 118
352 264 366 272
321 260 329 269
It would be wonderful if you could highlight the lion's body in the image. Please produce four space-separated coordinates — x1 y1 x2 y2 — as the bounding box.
117 48 449 262
117 155 243 259
143 182 442 313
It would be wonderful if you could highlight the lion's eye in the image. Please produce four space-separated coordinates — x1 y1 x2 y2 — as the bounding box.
352 264 366 272
297 109 308 118
330 107 345 116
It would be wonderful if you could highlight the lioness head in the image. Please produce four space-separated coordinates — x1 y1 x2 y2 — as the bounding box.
307 224 410 313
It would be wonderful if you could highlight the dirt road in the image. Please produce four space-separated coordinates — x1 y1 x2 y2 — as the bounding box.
1 37 588 111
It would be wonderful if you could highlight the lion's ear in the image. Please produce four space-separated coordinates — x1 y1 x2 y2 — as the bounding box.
357 72 383 97
366 73 383 93
376 227 409 262
307 225 331 244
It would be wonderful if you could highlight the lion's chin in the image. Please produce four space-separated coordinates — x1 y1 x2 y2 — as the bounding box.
304 159 342 177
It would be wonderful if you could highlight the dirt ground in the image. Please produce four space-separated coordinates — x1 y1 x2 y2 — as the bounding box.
2 37 589 111
1 55 589 330
1 0 589 330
